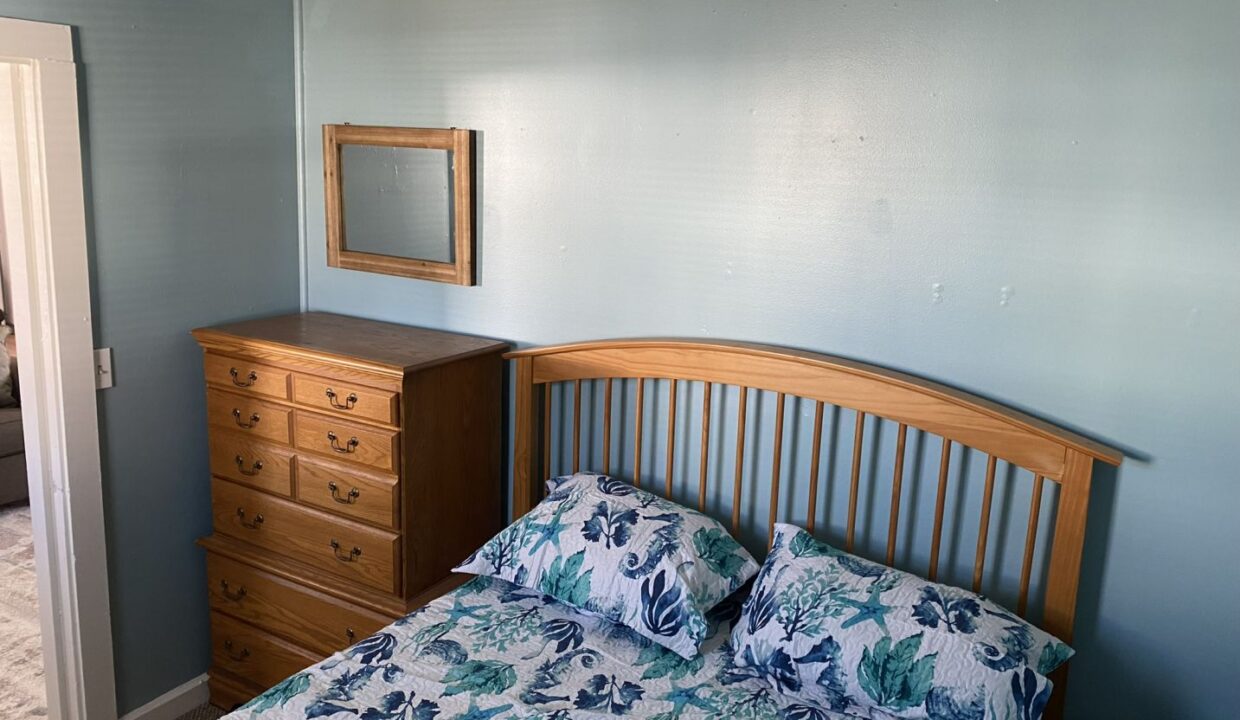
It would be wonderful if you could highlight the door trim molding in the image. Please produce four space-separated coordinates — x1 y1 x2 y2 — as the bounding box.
0 17 118 720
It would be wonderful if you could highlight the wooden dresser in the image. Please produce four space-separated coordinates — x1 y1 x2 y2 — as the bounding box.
192 312 508 708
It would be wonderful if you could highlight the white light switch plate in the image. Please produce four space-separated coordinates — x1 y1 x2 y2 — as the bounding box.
94 348 113 389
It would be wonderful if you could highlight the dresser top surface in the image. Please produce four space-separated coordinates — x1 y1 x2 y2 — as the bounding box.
193 312 508 372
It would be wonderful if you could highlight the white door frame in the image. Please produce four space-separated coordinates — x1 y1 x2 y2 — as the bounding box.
0 17 117 720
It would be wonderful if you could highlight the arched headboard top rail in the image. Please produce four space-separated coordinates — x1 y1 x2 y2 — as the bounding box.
505 339 1121 474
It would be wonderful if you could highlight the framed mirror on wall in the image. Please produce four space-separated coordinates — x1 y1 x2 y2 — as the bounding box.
323 124 475 285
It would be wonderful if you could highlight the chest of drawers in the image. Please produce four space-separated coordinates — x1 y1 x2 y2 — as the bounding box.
193 312 507 709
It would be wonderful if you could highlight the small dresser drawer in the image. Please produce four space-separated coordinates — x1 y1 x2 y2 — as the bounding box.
212 478 400 594
298 455 399 529
207 553 391 655
204 354 290 400
292 374 398 426
207 389 292 445
210 611 320 691
294 411 398 473
209 432 293 497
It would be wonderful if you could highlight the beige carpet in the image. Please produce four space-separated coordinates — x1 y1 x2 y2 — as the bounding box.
0 501 46 717
0 502 230 720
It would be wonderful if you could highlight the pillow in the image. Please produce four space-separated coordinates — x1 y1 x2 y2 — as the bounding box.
0 325 15 408
454 472 759 658
727 523 1072 720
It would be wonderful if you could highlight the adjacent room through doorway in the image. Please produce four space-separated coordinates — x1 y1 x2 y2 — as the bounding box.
0 60 44 720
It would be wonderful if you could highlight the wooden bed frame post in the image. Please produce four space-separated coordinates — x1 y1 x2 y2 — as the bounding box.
1043 449 1093 720
1043 450 1093 644
512 357 539 518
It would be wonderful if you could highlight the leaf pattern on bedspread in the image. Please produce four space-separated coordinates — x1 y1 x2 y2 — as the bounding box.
224 576 874 720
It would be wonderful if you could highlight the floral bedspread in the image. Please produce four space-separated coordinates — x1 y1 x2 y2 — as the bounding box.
225 575 873 720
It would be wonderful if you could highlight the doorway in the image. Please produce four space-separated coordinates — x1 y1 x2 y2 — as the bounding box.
0 17 117 720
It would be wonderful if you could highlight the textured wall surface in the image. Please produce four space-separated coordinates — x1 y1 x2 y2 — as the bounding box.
0 1 300 713
300 2 1239 717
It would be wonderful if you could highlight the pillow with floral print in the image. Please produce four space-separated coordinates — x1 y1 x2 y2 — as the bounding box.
727 523 1073 719
455 472 760 658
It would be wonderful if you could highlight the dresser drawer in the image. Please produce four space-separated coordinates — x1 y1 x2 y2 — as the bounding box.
210 611 320 691
212 478 400 594
207 553 391 655
297 455 399 529
204 353 290 400
294 411 398 473
207 389 292 445
292 373 398 426
209 432 293 497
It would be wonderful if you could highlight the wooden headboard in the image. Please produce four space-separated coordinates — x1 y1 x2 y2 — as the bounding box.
506 339 1120 716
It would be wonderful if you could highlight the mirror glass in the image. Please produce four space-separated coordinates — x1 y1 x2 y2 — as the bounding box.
340 144 454 263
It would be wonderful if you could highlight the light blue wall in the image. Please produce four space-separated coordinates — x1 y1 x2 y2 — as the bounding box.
0 1 300 713
300 2 1239 717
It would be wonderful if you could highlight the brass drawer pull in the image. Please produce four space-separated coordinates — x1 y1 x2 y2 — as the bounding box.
229 368 258 387
325 388 358 410
232 408 261 429
326 431 359 454
236 508 264 530
219 580 247 601
330 539 362 562
346 627 356 643
328 481 360 504
234 455 264 476
223 639 250 662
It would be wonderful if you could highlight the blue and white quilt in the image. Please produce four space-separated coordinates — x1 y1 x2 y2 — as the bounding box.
224 575 877 720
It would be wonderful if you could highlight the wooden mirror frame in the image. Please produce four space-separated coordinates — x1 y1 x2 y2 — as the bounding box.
323 124 475 285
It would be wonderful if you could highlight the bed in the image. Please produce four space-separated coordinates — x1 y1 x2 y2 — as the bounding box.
223 574 846 719
226 339 1121 720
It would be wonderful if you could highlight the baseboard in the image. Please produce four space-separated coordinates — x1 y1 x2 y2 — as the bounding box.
119 673 211 720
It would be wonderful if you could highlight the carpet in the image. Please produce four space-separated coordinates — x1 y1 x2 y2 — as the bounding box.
0 502 232 720
0 500 46 717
